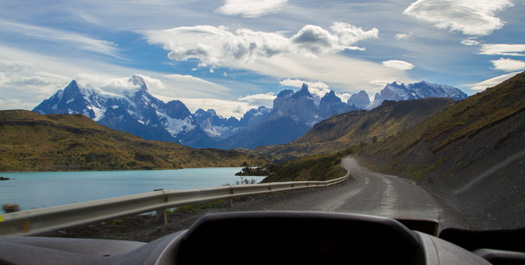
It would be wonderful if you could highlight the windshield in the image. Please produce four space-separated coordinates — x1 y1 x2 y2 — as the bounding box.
1 0 524 243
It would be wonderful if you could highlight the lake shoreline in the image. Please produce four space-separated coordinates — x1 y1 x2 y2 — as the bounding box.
0 168 264 211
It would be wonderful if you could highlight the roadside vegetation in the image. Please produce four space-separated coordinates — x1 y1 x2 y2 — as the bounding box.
261 150 350 182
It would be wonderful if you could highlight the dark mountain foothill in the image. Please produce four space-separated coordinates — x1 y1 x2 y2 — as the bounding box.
0 110 268 172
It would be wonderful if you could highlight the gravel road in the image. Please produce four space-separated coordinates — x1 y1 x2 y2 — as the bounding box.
48 157 469 242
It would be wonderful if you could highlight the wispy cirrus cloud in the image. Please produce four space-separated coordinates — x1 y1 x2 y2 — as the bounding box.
469 72 520 90
479 44 525 56
0 20 121 58
215 0 288 18
403 0 514 36
491 58 525 72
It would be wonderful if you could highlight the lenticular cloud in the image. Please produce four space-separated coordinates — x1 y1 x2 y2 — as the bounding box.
215 0 288 18
403 0 514 36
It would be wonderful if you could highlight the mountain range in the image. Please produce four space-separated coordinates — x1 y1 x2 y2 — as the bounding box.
33 75 467 149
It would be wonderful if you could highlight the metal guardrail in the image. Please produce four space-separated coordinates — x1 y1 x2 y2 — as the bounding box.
0 173 348 236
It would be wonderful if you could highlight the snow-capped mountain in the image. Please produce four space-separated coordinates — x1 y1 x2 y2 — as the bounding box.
33 76 468 150
33 75 203 145
193 109 242 139
347 90 371 109
368 81 468 109
237 106 271 128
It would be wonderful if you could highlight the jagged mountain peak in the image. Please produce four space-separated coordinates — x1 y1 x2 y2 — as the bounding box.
291 83 313 99
347 90 371 109
277 89 294 98
66 80 80 89
321 90 341 103
129 74 147 90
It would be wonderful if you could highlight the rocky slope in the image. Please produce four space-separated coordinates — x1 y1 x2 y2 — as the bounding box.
356 71 525 230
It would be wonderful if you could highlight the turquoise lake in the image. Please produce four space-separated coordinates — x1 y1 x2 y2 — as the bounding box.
0 168 264 211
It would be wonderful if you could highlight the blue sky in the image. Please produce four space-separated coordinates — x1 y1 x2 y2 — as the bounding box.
1 0 524 118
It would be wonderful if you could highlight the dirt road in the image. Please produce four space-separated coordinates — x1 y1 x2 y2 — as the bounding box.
49 157 469 241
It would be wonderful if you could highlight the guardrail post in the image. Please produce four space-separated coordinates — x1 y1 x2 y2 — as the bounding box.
155 189 168 225
229 185 234 207
156 209 167 225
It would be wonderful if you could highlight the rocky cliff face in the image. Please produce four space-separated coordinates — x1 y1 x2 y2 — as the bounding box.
268 84 319 125
347 90 371 109
319 90 357 120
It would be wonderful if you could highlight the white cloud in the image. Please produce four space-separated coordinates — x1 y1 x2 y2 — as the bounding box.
245 54 410 95
0 97 33 110
238 92 276 107
157 74 232 99
74 74 139 95
461 38 481 46
395 33 410 40
215 0 287 18
479 44 525 56
469 72 520 90
145 25 290 66
291 25 341 55
279 79 329 90
382 60 415 70
403 0 514 36
491 58 525 72
330 22 379 47
144 23 378 67
0 55 71 108
179 98 252 118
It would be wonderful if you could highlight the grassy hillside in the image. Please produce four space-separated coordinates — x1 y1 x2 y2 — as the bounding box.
357 72 525 180
0 110 268 172
356 71 525 229
253 98 454 161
